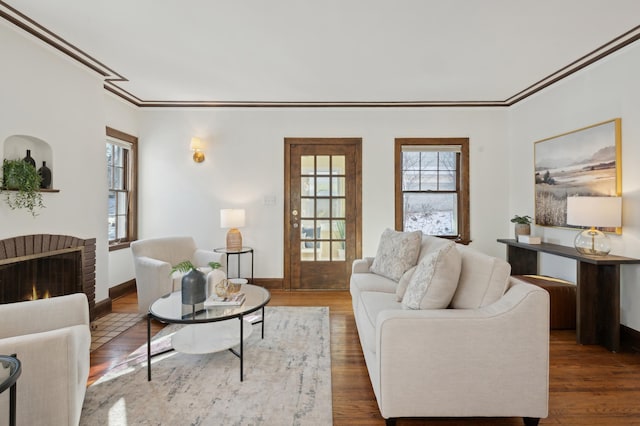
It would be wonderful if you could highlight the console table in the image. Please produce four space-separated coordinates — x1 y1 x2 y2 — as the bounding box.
497 239 640 352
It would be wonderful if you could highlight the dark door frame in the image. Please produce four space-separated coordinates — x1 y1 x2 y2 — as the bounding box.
283 138 363 290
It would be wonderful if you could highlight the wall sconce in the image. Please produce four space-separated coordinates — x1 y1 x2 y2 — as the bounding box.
220 209 246 251
190 137 205 163
566 196 622 256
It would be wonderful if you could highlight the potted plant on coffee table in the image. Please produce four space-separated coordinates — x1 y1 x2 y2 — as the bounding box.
1 158 44 216
171 261 223 305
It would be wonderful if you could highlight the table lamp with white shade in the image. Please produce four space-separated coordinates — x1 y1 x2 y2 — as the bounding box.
220 208 246 251
566 196 621 256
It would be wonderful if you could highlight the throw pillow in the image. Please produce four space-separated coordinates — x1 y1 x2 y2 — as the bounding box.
369 229 422 281
402 241 462 310
396 265 417 302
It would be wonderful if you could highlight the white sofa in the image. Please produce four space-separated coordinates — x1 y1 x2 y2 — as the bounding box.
131 236 225 314
350 232 549 426
0 293 91 426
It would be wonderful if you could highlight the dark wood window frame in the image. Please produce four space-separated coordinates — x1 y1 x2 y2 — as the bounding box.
394 138 470 244
107 127 138 251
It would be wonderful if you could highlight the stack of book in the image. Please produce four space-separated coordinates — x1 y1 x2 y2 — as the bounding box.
204 292 246 307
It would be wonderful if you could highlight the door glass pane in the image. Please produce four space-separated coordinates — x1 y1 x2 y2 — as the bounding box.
301 199 314 217
301 177 314 196
300 242 316 261
332 220 345 239
301 220 316 239
332 156 345 175
316 177 330 196
316 156 330 175
301 156 315 175
316 241 330 261
332 242 345 261
403 193 458 236
316 198 330 217
331 177 345 196
332 199 345 218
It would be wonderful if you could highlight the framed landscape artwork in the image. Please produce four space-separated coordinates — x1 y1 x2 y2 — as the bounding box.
534 118 621 233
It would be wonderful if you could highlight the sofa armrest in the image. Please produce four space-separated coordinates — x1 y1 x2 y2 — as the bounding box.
374 282 549 419
133 256 173 313
352 257 374 274
0 293 89 339
0 325 91 426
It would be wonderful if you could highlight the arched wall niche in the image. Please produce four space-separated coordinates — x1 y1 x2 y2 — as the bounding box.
3 135 54 186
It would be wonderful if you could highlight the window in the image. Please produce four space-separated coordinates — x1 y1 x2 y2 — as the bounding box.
107 127 137 250
395 138 470 243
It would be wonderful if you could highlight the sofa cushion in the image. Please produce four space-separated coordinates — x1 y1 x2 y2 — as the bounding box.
355 291 402 355
395 265 417 301
370 229 422 281
417 235 455 263
450 244 511 309
402 241 462 309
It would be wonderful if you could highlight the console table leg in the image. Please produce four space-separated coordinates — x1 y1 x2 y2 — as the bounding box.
577 262 620 351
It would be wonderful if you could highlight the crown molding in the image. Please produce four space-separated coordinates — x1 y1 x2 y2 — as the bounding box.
3 2 639 109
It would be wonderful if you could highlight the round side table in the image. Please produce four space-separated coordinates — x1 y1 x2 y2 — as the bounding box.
0 355 21 426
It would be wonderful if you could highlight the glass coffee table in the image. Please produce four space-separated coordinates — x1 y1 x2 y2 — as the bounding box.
147 283 270 382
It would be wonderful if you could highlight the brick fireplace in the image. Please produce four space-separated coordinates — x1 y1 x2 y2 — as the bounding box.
0 234 96 320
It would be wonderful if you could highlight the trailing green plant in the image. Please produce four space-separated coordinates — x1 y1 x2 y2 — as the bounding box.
209 261 222 269
1 159 44 216
510 215 532 225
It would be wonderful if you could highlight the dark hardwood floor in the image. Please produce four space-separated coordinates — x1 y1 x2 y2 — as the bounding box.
90 290 640 425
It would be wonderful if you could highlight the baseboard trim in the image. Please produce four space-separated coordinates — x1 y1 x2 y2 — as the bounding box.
109 279 137 300
621 325 640 353
93 297 112 320
252 278 284 290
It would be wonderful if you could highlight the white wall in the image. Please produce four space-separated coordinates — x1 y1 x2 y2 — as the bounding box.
507 42 640 330
136 107 509 278
0 22 110 301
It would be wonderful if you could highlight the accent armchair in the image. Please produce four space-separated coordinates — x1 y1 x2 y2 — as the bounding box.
0 293 91 426
131 236 225 314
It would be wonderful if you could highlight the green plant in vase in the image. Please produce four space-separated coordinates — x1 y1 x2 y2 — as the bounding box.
1 159 44 216
170 260 207 305
510 215 532 237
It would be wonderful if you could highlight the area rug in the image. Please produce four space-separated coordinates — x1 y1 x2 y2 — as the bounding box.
80 306 332 425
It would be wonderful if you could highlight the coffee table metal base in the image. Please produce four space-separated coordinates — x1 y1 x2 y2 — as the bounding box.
171 320 253 354
147 307 265 382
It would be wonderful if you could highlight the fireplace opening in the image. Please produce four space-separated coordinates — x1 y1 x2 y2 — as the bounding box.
0 235 96 319
0 249 82 303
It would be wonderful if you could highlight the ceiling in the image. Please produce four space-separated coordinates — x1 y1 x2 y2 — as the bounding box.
2 0 640 107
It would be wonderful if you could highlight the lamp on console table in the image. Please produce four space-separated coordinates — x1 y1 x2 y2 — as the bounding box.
220 208 246 251
566 196 621 256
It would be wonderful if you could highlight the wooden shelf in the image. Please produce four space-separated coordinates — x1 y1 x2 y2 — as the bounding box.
1 188 59 193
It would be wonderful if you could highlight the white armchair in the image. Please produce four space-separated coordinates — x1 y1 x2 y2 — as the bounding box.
0 293 91 426
130 236 225 314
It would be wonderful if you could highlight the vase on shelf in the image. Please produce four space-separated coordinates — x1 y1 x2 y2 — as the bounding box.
38 161 52 189
23 150 36 168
